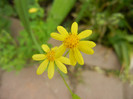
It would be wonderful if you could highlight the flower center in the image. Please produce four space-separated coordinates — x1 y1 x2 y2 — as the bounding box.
64 34 79 48
46 50 55 61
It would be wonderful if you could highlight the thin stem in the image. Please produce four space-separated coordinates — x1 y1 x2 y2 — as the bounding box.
30 30 43 53
58 70 73 95
64 50 69 57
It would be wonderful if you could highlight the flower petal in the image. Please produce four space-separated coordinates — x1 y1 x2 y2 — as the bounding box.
51 32 66 41
55 60 67 74
79 41 96 48
36 59 49 75
51 46 58 51
48 61 54 79
73 48 84 65
69 49 77 66
58 56 71 65
41 44 50 52
71 22 78 35
57 26 68 36
55 44 66 58
78 45 94 55
78 30 92 39
32 54 46 61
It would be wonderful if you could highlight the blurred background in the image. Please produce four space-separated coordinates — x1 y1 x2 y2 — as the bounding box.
0 0 133 99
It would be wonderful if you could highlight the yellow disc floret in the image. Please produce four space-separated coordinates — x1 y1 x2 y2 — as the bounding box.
46 50 55 61
64 34 79 48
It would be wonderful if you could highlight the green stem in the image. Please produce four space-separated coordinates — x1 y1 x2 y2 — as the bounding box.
58 70 73 95
30 30 43 53
64 50 69 57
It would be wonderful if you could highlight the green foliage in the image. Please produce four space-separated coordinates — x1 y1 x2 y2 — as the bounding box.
0 0 77 71
76 0 133 82
0 16 10 32
0 31 24 71
0 0 24 71
108 30 132 80
0 0 16 33
29 3 44 19
0 0 16 17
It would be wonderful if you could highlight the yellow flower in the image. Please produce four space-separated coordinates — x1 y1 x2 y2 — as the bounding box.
29 8 38 13
32 44 71 79
51 22 96 66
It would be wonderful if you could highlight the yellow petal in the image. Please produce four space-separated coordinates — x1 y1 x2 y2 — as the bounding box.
57 26 68 36
51 32 66 41
51 46 58 51
32 54 46 61
73 48 84 65
78 30 92 39
36 59 49 75
79 41 96 48
69 49 77 66
55 60 67 74
78 45 94 55
41 44 50 52
55 44 66 58
48 61 54 79
71 22 78 35
58 56 71 65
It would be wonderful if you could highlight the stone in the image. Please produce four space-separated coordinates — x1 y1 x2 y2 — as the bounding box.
0 66 70 99
10 18 24 38
75 71 123 99
123 83 133 99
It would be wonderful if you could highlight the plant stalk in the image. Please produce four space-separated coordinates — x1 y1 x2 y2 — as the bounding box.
58 70 73 95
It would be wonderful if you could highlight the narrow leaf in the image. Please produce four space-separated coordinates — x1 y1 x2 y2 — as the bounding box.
46 0 76 33
15 0 31 33
120 41 130 74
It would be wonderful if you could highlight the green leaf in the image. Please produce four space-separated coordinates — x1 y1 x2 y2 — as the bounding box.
120 41 130 74
15 0 31 33
113 43 123 64
125 35 133 42
46 0 76 34
76 0 90 22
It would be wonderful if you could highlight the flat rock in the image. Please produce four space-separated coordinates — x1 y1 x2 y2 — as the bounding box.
123 82 133 99
0 66 70 99
75 71 123 99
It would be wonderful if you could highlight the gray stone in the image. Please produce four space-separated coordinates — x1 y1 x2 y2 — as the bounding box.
10 18 24 38
123 82 133 99
0 66 70 99
75 71 124 99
